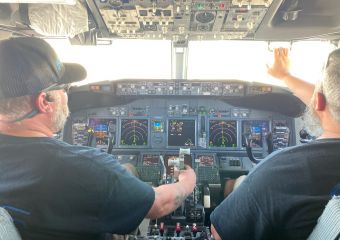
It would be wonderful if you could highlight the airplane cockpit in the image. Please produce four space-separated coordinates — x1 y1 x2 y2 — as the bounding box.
62 79 302 238
0 0 339 239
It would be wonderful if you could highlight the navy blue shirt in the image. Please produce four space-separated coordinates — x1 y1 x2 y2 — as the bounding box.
211 139 340 240
0 134 155 240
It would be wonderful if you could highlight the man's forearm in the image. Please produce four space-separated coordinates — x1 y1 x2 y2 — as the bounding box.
146 182 191 219
282 74 315 105
211 224 222 240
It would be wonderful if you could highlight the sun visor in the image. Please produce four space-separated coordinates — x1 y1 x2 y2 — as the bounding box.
28 1 88 38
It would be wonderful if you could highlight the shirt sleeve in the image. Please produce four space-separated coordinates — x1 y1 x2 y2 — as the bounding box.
97 157 155 234
210 172 272 240
43 145 155 235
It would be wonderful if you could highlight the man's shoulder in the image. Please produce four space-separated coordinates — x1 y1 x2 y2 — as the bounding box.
49 138 101 155
248 138 340 183
49 139 119 167
263 138 340 164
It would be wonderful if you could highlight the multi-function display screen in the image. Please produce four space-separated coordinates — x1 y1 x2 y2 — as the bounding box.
168 119 196 147
242 120 270 148
209 120 237 148
142 154 160 166
196 155 215 167
120 119 148 146
88 118 116 147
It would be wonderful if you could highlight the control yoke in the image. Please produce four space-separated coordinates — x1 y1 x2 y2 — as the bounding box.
243 132 273 164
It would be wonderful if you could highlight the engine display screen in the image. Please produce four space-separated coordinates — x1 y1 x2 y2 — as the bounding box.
196 155 215 167
120 119 148 146
168 119 195 147
242 120 270 148
209 120 237 147
88 118 116 147
142 154 160 166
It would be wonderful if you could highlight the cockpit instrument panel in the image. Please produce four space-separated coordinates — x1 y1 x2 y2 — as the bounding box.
120 119 149 146
241 120 270 148
66 79 298 238
168 119 196 147
88 118 117 149
209 120 237 148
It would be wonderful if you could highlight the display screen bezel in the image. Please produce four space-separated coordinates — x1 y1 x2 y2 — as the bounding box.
208 119 238 149
87 117 117 148
118 118 150 148
167 118 197 148
241 119 271 149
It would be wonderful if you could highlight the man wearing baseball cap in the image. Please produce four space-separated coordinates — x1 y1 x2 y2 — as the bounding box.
0 37 196 240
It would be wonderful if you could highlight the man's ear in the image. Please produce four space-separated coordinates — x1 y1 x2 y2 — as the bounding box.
315 92 326 111
35 92 53 113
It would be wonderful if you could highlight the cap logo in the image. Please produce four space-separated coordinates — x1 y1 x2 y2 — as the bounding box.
55 60 63 73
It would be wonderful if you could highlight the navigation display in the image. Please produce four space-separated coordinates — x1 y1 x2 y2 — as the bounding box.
88 118 116 147
209 120 237 148
242 120 270 148
168 119 195 147
120 119 148 146
142 154 160 166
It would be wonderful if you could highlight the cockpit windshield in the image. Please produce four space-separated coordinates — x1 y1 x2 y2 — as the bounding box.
46 38 333 85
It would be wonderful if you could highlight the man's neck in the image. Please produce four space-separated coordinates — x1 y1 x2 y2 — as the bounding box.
0 120 53 138
318 110 340 139
319 131 340 139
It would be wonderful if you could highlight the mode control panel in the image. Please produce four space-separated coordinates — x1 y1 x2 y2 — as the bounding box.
116 81 245 97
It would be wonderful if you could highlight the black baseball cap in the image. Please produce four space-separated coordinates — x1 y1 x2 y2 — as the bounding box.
0 37 87 100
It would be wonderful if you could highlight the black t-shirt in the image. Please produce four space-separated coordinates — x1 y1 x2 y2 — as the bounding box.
210 139 340 240
0 134 155 240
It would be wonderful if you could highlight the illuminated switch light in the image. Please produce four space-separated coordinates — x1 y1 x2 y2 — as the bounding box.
247 21 254 30
162 26 168 34
264 0 270 7
179 26 185 34
237 0 242 7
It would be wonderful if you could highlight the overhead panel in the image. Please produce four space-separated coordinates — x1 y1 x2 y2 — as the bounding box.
94 0 274 41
